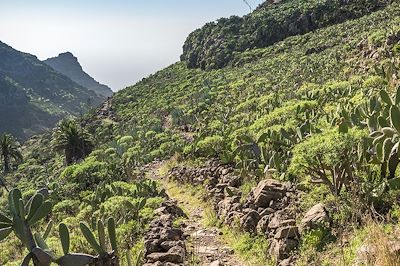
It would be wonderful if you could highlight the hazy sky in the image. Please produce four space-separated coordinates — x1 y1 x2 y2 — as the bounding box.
0 0 264 91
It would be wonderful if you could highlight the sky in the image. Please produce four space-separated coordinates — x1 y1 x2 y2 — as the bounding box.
0 0 264 91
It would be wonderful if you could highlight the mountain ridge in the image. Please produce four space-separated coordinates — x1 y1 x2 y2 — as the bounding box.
44 52 113 97
0 41 105 140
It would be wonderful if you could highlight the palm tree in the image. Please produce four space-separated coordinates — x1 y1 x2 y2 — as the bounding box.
0 134 23 173
52 119 93 165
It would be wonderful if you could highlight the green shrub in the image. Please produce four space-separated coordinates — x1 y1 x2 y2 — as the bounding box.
289 129 367 195
196 135 225 157
60 156 109 191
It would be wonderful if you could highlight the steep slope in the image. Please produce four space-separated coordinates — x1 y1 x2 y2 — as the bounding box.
181 0 391 70
44 52 113 97
0 41 105 139
113 1 400 154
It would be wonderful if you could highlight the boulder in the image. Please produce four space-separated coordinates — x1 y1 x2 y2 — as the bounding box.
253 179 286 198
160 240 185 251
145 239 162 255
252 179 286 207
300 203 329 233
240 210 260 232
256 216 269 235
269 238 298 260
274 226 299 239
146 252 184 263
259 208 275 217
268 215 296 230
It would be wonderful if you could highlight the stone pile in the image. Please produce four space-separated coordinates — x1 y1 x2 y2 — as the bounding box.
168 161 330 264
143 200 187 266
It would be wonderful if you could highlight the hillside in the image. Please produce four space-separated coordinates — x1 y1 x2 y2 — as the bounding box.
1 1 400 265
44 52 113 97
181 0 391 70
0 42 105 139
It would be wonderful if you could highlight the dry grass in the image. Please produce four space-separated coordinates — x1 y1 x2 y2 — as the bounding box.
359 222 400 266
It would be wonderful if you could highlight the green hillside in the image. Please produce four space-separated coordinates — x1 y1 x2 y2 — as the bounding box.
1 0 400 265
113 0 400 165
0 42 105 140
181 0 391 70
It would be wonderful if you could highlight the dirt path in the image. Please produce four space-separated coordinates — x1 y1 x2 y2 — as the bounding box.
144 161 246 266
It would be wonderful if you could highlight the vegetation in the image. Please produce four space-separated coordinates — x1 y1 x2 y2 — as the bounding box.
2 0 400 265
52 119 93 165
0 41 106 140
181 0 391 70
0 134 22 174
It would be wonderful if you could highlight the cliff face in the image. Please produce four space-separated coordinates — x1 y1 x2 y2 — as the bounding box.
0 41 104 139
44 52 113 97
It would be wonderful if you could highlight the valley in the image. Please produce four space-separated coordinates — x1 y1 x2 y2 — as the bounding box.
1 0 400 265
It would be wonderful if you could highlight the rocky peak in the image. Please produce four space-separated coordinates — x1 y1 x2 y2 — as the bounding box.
57 52 78 61
44 52 113 97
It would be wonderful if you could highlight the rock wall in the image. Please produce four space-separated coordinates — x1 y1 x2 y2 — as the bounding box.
168 160 329 265
143 200 187 266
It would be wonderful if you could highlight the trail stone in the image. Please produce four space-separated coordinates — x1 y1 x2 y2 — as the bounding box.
274 226 299 239
210 260 223 266
300 203 329 233
159 228 183 242
240 210 260 232
160 240 185 251
270 238 298 260
147 252 183 263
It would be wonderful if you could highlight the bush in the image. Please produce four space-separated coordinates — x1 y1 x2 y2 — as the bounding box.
60 156 109 191
289 129 366 195
196 135 225 157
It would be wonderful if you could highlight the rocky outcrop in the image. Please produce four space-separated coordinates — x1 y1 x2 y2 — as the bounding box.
143 200 187 266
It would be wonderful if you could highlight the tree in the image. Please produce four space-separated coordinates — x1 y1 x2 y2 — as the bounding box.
52 119 94 165
0 134 22 173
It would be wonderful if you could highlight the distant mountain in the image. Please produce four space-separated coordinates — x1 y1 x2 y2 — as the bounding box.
44 52 113 97
0 41 105 140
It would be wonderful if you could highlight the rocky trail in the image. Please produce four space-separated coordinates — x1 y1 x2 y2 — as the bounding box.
142 161 246 266
140 158 334 266
167 183 245 266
